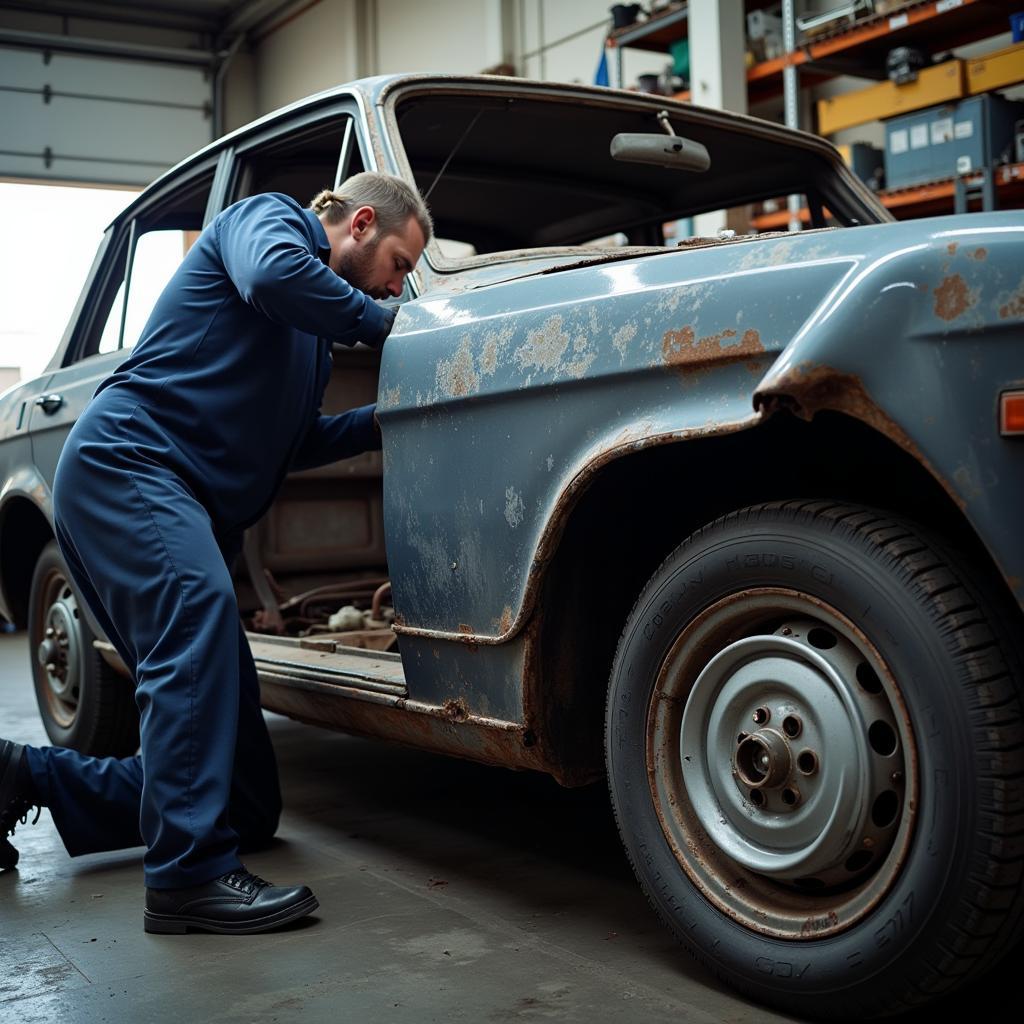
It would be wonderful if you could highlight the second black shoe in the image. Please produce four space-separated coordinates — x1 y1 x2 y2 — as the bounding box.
1 739 40 871
143 868 318 934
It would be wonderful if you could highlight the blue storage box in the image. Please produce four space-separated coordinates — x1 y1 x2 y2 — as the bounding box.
884 93 1023 190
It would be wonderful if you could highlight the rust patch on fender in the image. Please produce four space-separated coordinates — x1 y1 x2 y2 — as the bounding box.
495 605 513 633
933 275 976 322
946 242 958 256
436 338 479 398
973 247 987 261
458 623 473 635
662 326 764 369
999 280 1024 320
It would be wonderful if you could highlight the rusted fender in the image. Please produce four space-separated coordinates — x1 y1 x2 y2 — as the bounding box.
378 228 858 647
753 212 1024 606
0 463 54 623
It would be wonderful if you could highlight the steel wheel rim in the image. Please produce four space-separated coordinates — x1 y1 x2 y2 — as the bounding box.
646 588 917 940
34 568 83 728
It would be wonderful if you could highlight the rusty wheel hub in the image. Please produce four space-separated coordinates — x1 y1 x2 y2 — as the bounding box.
648 591 916 939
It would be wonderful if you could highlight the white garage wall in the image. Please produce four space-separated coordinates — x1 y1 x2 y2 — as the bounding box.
375 0 503 75
244 0 655 123
253 0 362 114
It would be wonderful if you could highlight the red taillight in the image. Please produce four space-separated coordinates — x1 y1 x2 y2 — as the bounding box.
1001 391 1024 436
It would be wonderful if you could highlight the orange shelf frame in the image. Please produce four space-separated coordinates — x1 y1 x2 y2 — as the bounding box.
748 161 1024 229
667 0 1014 104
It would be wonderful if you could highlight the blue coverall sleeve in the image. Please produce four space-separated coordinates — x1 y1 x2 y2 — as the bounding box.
216 194 389 348
290 403 381 471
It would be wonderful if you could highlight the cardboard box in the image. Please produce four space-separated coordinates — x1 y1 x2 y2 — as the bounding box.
966 42 1024 95
817 60 964 136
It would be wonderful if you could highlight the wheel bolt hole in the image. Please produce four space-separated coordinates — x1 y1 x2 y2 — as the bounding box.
797 750 818 775
868 720 898 756
782 715 801 738
807 627 837 649
752 706 770 725
845 850 873 873
856 661 882 694
749 789 765 808
781 788 799 806
872 790 900 828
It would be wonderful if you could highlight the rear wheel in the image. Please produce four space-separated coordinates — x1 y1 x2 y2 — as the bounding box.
606 501 1024 1019
28 540 139 757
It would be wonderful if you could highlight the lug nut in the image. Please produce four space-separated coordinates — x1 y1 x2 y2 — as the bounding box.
752 706 770 725
46 662 56 673
45 627 55 638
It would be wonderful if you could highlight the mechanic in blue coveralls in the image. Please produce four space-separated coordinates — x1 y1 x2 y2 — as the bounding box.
0 172 433 934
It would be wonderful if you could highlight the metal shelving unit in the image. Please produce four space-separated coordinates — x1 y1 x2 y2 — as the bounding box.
606 0 1022 225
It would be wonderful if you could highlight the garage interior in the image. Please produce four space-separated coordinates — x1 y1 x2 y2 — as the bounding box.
2 2 1023 1022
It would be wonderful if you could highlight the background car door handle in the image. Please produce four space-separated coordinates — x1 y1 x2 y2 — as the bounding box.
34 394 64 415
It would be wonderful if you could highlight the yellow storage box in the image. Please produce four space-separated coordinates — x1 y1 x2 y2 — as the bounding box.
817 60 964 136
966 43 1024 95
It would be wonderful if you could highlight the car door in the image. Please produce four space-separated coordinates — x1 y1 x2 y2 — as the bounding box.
27 158 221 490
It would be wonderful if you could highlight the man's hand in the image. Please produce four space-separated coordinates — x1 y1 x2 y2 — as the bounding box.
374 305 398 347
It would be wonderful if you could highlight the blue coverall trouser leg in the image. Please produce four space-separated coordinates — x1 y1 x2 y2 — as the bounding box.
22 418 282 889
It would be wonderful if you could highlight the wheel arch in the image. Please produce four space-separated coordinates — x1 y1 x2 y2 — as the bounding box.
528 409 1021 787
0 493 55 628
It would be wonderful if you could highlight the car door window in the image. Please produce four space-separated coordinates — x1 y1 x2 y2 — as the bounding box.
97 231 198 354
230 113 365 206
82 172 213 362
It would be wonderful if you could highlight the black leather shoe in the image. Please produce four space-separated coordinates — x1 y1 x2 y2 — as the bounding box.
144 868 318 934
1 739 40 871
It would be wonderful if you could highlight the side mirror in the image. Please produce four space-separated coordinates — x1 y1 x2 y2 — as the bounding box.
610 133 710 172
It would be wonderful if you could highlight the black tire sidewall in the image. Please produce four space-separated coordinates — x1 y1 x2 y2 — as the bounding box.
607 512 977 1012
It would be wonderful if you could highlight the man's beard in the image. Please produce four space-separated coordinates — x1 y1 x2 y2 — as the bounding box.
337 237 382 298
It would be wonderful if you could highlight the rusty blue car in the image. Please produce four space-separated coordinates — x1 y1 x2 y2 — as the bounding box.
1 74 1021 1018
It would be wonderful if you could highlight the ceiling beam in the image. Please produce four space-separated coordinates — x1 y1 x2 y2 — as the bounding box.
0 26 218 65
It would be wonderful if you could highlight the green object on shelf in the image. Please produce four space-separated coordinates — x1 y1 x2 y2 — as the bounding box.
669 38 689 78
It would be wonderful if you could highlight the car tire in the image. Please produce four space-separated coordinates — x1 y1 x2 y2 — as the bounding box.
28 540 139 757
606 500 1024 1019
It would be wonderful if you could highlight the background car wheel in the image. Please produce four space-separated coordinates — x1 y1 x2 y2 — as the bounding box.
606 500 1024 1019
28 540 139 757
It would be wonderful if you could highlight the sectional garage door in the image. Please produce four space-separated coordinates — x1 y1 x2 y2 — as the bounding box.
0 43 212 186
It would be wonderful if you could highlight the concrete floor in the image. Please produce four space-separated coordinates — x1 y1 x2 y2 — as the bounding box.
0 631 1016 1023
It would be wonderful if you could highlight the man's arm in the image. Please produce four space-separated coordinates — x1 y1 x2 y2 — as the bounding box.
290 403 381 472
216 193 390 348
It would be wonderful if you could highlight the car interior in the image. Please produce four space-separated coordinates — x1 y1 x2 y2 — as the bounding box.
393 90 880 260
